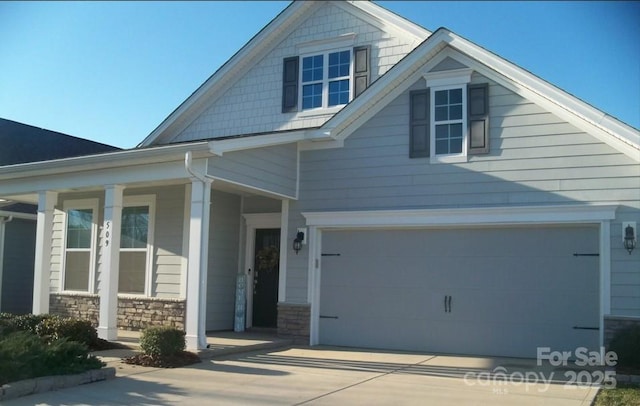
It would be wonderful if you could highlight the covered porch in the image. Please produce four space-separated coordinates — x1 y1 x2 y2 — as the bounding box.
0 136 302 350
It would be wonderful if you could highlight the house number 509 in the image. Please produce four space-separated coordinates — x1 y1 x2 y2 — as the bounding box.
104 220 111 247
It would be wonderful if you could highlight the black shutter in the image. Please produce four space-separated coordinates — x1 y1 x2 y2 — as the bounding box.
409 89 430 158
353 45 370 98
468 83 489 154
282 56 299 113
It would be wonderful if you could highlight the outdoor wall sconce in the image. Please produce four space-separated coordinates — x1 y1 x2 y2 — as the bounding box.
293 230 305 254
623 222 636 255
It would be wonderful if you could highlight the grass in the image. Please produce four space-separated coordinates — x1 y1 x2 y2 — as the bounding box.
594 384 640 406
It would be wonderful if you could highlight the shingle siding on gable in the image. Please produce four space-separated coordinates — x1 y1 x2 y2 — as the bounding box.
286 73 640 312
170 3 421 144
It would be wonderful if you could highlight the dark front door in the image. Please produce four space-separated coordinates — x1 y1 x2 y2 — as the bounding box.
252 228 280 328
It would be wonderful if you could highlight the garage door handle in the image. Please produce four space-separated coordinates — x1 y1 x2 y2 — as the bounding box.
320 315 339 319
444 295 452 313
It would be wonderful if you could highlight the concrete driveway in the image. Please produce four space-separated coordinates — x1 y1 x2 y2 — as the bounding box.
3 346 599 405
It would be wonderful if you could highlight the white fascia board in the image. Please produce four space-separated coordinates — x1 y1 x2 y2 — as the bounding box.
303 204 618 229
0 142 211 181
443 33 640 161
208 130 308 156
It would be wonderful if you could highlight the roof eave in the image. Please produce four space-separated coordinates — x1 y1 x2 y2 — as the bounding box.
0 141 212 181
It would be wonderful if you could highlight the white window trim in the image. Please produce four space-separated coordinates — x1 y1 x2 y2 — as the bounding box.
299 47 354 112
61 198 99 293
424 69 472 164
119 195 156 297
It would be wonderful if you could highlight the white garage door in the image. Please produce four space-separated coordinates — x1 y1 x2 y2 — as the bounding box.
319 226 599 358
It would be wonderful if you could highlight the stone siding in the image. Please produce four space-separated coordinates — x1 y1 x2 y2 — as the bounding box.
604 315 640 349
49 293 186 331
277 302 310 344
49 293 100 326
117 296 186 331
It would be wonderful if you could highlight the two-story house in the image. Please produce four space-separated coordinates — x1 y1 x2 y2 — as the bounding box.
0 1 638 358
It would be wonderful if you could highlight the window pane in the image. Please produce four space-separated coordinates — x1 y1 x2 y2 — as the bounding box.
450 123 463 138
436 140 449 155
435 124 448 139
64 251 90 291
449 88 462 104
435 106 448 122
434 90 448 106
450 137 463 154
66 209 93 249
328 50 350 79
119 251 146 294
328 79 349 106
302 55 323 83
450 105 462 120
302 83 322 109
121 206 149 249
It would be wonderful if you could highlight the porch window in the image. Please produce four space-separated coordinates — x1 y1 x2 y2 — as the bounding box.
63 200 98 292
119 197 154 295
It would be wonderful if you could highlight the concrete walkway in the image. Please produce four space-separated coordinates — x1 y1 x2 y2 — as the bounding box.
2 343 599 405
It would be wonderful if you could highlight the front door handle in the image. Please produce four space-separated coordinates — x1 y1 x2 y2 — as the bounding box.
448 295 452 313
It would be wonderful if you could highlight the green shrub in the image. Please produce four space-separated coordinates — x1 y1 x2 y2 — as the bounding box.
43 338 104 375
0 331 103 386
139 326 186 357
0 331 46 384
609 326 640 370
35 316 98 347
0 313 53 335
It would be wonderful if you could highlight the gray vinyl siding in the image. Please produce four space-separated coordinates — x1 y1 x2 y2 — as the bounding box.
208 143 298 198
170 2 424 144
1 219 36 314
287 73 640 313
132 185 186 298
55 186 189 299
207 190 241 330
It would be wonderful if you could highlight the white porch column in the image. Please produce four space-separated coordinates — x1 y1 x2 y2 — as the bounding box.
185 178 212 350
33 191 57 314
98 185 124 340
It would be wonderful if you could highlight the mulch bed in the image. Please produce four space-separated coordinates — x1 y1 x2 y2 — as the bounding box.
123 351 201 368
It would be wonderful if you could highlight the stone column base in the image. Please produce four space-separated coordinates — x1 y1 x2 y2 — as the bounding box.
604 315 640 349
277 302 310 344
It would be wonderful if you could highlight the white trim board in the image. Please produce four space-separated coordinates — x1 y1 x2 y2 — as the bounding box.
302 204 618 229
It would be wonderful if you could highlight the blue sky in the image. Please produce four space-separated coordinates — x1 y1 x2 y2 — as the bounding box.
0 1 638 149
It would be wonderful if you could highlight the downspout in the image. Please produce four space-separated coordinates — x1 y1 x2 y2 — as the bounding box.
184 151 213 183
0 216 13 312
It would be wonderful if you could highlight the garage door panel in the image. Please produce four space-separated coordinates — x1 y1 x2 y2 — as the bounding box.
319 226 599 358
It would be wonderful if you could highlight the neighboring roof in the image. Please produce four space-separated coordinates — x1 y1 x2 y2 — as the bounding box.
0 202 36 216
139 0 430 147
0 118 120 166
311 27 640 161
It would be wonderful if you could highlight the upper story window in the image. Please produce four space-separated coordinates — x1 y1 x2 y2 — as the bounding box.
62 199 98 292
410 68 490 162
433 86 465 156
301 49 352 110
282 41 370 114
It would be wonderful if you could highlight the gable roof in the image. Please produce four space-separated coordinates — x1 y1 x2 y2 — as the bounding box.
0 118 120 166
310 27 640 161
139 0 430 147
